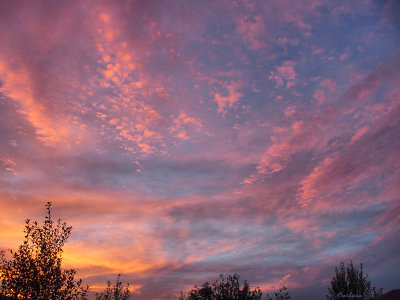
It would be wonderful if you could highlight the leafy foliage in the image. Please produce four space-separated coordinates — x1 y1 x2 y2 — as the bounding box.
327 261 382 300
0 202 88 299
179 273 263 300
95 274 131 300
265 285 291 300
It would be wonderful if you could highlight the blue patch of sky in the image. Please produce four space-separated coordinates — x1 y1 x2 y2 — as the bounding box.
323 231 376 259
135 158 233 198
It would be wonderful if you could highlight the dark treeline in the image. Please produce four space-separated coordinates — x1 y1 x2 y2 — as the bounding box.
0 203 383 300
179 273 290 300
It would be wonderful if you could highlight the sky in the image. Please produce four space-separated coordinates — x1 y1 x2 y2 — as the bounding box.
0 0 399 299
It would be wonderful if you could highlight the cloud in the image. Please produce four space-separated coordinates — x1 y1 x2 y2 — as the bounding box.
169 112 202 140
269 61 297 88
0 63 84 147
350 126 369 144
236 15 266 50
214 81 243 114
321 79 336 93
297 104 400 209
313 90 326 104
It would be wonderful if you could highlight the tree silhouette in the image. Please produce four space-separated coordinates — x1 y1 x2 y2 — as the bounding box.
0 202 88 299
327 261 382 300
95 274 130 300
265 285 290 300
179 273 263 300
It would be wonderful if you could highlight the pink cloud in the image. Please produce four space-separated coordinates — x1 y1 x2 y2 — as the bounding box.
346 74 380 101
269 61 297 88
297 103 400 209
0 157 17 175
313 90 326 104
321 79 336 93
0 61 86 147
312 47 325 55
243 116 322 185
339 52 349 61
169 112 202 140
284 106 296 117
350 126 369 144
277 37 299 46
214 81 243 114
236 15 266 50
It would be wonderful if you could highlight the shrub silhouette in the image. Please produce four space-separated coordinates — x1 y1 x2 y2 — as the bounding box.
0 202 88 299
180 273 291 300
327 261 382 300
265 285 290 300
95 274 130 300
179 273 263 300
